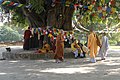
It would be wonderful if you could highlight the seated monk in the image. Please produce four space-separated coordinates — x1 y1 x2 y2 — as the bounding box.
38 41 50 54
71 40 83 59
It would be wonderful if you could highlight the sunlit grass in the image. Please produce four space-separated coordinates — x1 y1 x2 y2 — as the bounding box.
110 46 120 49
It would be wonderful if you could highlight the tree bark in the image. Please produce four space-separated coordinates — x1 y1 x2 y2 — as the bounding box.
18 0 74 30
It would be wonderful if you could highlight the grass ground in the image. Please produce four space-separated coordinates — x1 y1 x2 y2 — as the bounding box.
109 46 120 49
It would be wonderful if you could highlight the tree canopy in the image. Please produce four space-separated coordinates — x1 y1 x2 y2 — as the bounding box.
0 0 120 32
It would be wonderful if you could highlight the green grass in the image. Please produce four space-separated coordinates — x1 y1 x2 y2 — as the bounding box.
110 46 120 49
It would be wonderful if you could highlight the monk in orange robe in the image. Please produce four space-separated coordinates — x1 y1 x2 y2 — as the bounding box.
54 30 64 63
88 28 98 63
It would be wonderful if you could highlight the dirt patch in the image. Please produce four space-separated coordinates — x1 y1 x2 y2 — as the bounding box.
0 41 23 47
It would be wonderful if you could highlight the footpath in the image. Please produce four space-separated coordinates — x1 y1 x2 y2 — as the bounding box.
0 46 120 80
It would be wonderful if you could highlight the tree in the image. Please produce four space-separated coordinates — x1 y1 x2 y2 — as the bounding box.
0 0 120 31
0 25 22 42
0 0 120 47
73 0 120 32
1 0 76 30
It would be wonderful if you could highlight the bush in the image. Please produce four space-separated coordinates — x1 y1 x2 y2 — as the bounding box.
109 33 120 46
0 25 22 42
109 40 117 46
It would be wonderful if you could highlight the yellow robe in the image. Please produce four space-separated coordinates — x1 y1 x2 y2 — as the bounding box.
71 43 78 52
71 42 82 53
38 44 50 53
88 32 98 58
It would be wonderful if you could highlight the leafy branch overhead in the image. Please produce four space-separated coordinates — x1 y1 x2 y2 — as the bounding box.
29 0 45 14
0 0 120 31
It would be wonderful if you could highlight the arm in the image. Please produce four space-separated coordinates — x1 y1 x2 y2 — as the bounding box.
87 35 91 49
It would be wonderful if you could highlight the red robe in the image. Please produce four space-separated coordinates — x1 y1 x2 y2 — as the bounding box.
23 29 31 50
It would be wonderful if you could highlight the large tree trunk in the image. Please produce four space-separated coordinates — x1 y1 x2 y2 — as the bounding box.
18 0 75 49
46 0 75 30
47 4 74 30
18 0 74 30
23 7 47 28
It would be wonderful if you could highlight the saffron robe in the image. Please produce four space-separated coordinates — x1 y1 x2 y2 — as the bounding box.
54 33 64 61
88 32 98 58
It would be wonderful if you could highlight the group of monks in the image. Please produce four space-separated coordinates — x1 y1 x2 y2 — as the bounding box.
23 27 109 63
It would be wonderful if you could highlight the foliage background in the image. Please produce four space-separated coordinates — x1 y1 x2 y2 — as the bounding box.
0 25 23 42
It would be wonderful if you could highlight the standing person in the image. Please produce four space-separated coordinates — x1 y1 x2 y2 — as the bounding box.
23 27 32 50
54 30 64 63
99 33 109 60
88 28 99 63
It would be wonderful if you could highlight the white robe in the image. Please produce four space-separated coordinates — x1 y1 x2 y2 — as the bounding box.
99 36 109 59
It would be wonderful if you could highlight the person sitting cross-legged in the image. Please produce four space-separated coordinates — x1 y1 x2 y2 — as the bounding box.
37 41 50 54
71 39 83 59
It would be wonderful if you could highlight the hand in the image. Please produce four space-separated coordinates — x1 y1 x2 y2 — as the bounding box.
88 47 90 49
